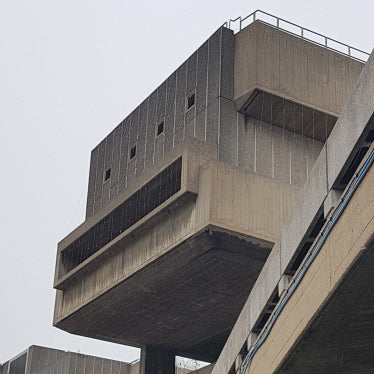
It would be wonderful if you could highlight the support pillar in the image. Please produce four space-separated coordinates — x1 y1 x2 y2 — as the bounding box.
139 346 175 374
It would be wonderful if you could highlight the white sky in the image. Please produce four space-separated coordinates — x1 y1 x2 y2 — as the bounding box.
0 0 373 365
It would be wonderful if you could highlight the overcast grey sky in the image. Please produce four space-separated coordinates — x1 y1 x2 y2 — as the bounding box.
0 0 373 365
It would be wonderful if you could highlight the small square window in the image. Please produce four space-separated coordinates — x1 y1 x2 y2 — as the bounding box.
186 92 195 110
156 120 165 136
104 167 111 181
129 145 137 160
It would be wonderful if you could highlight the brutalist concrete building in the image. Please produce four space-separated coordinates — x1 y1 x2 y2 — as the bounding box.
0 346 137 374
53 11 374 374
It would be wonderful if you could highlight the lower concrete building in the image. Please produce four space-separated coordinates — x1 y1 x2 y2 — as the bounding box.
0 346 137 374
0 346 214 374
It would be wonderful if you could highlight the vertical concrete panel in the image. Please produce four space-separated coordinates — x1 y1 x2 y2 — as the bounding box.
196 42 208 114
257 23 280 92
105 131 114 168
185 117 195 140
94 140 105 202
156 82 167 122
220 27 234 100
154 131 165 163
219 98 237 164
186 51 197 95
290 132 308 186
195 109 206 142
102 359 112 374
165 73 176 154
75 354 85 374
174 62 187 146
279 33 294 98
85 356 94 373
93 357 103 373
111 361 121 374
320 49 330 111
110 123 123 189
206 98 219 150
238 115 255 172
255 119 272 178
102 176 111 207
136 100 148 177
154 84 166 162
207 29 221 105
293 37 309 107
272 124 290 184
68 354 77 374
233 21 257 106
196 42 208 141
86 145 98 217
128 108 139 183
145 91 157 169
118 118 130 195
120 362 131 374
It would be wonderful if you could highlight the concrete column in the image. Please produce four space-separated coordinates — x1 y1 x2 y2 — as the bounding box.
139 346 175 374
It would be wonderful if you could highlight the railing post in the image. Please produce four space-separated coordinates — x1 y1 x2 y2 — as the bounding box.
301 28 304 38
276 17 279 28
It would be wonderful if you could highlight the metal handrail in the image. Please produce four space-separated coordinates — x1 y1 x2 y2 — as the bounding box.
223 10 370 62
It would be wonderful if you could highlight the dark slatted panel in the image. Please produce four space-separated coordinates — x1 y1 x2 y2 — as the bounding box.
61 158 182 274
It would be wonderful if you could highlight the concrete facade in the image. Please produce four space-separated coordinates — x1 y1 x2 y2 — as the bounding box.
53 14 371 374
0 346 134 374
211 51 374 374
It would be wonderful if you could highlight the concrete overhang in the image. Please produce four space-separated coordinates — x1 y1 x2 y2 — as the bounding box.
53 141 300 362
234 21 364 118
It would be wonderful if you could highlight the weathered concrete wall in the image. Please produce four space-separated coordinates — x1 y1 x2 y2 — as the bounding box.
237 117 323 186
0 346 132 374
26 346 131 374
86 27 235 218
234 21 364 115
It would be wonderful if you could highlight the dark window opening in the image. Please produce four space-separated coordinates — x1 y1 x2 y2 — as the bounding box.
309 213 326 239
187 92 195 110
104 168 111 181
365 129 374 143
256 312 271 331
340 147 369 186
290 241 313 273
157 120 165 136
130 145 137 160
61 158 183 274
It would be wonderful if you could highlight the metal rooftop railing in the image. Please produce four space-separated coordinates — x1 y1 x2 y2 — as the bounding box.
224 10 370 62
